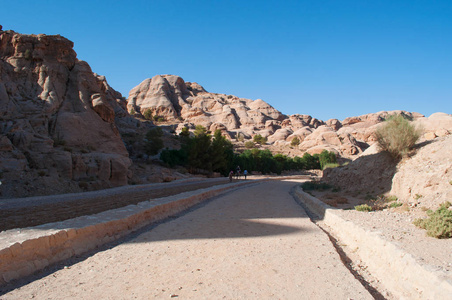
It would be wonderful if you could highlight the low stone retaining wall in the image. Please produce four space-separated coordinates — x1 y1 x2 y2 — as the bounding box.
0 180 257 286
294 187 452 300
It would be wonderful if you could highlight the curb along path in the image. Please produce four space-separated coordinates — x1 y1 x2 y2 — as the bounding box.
294 187 452 299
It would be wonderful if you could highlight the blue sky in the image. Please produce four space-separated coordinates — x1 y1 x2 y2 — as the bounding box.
1 0 451 121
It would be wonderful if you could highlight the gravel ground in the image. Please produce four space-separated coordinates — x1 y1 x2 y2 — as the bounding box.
311 190 452 284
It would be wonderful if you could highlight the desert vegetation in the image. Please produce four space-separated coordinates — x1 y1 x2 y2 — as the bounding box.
375 114 422 158
414 202 452 238
159 126 338 175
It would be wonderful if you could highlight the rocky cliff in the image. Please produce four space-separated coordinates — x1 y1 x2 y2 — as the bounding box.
0 29 132 197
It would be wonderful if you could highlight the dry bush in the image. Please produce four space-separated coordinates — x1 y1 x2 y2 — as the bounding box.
375 114 421 158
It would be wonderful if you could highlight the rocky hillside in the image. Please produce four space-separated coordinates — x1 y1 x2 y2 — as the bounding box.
128 75 450 159
323 131 452 209
1 28 451 199
0 29 133 197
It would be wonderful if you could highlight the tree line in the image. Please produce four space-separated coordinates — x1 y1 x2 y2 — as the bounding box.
148 125 337 176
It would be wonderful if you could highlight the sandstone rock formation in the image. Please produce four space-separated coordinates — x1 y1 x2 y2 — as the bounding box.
128 75 442 160
390 135 452 209
0 30 132 198
2 29 451 200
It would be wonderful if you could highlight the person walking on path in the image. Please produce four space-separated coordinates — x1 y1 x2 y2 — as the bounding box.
229 170 234 182
243 170 248 180
236 165 241 179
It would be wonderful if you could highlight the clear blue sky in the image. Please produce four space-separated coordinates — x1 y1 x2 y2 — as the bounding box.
2 0 451 121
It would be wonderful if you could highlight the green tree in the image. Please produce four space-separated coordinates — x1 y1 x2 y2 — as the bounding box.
144 127 164 156
160 148 188 167
187 132 212 171
210 130 233 175
301 152 321 170
319 150 337 169
194 125 207 137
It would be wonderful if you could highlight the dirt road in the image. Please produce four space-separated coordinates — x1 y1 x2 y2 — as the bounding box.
2 180 372 299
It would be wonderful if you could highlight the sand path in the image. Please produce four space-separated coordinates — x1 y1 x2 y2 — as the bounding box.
3 180 372 299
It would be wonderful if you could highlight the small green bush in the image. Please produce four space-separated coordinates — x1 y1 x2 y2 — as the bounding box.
389 202 403 208
386 195 398 202
355 204 372 212
291 137 300 147
253 134 267 145
153 115 165 122
244 141 255 149
24 49 32 60
322 163 340 170
413 202 452 238
143 109 153 120
374 114 421 158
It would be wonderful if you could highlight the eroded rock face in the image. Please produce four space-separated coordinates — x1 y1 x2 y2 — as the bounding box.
0 30 131 198
127 75 451 160
390 135 452 209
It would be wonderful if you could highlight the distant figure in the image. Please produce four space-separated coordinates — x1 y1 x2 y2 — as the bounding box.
243 170 248 180
229 170 234 182
236 165 241 179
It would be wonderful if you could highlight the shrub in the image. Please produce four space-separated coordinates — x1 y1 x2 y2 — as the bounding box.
291 137 300 147
24 49 32 60
386 195 398 202
413 202 452 238
143 109 153 120
355 204 372 212
389 202 403 208
374 114 421 158
244 141 255 149
322 163 340 170
153 115 165 122
253 134 267 145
